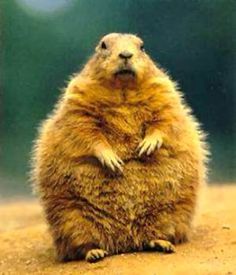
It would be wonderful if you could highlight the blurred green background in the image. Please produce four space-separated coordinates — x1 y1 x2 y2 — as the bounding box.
1 0 235 197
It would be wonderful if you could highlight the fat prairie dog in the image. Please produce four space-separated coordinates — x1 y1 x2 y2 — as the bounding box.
32 33 208 262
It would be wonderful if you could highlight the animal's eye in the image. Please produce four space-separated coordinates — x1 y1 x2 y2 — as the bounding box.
140 44 145 52
101 41 107 49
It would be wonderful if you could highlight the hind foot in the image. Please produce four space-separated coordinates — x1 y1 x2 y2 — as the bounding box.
85 249 108 263
148 239 175 253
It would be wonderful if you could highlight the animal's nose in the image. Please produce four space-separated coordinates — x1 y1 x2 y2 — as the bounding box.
119 51 133 60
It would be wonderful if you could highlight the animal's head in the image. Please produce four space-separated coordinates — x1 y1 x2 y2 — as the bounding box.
85 33 158 88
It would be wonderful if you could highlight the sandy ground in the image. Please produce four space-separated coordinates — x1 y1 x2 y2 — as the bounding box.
0 185 235 275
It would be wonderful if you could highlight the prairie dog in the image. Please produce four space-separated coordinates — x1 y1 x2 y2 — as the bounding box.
32 33 208 262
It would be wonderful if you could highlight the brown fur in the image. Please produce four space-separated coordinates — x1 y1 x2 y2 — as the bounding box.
31 33 208 262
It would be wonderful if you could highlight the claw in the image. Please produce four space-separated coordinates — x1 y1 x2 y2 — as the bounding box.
138 141 151 156
138 133 163 157
96 146 124 173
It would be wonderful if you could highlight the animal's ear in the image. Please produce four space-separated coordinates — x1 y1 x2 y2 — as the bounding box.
95 41 107 53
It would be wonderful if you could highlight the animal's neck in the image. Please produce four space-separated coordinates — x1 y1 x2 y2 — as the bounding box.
66 69 173 108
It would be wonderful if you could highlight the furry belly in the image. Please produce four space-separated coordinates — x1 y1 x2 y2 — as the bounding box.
73 156 184 224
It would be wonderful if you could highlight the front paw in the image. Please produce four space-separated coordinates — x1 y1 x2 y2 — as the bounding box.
137 133 163 157
94 143 124 173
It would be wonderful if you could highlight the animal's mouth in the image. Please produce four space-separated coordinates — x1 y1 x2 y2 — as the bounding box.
114 68 136 77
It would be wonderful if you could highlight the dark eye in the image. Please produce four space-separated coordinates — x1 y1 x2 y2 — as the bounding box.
101 41 107 49
140 44 145 52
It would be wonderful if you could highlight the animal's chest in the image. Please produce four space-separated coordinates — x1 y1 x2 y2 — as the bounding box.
99 105 154 159
100 105 153 138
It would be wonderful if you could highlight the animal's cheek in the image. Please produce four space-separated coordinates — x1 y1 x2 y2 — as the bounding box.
103 58 118 71
133 60 146 73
